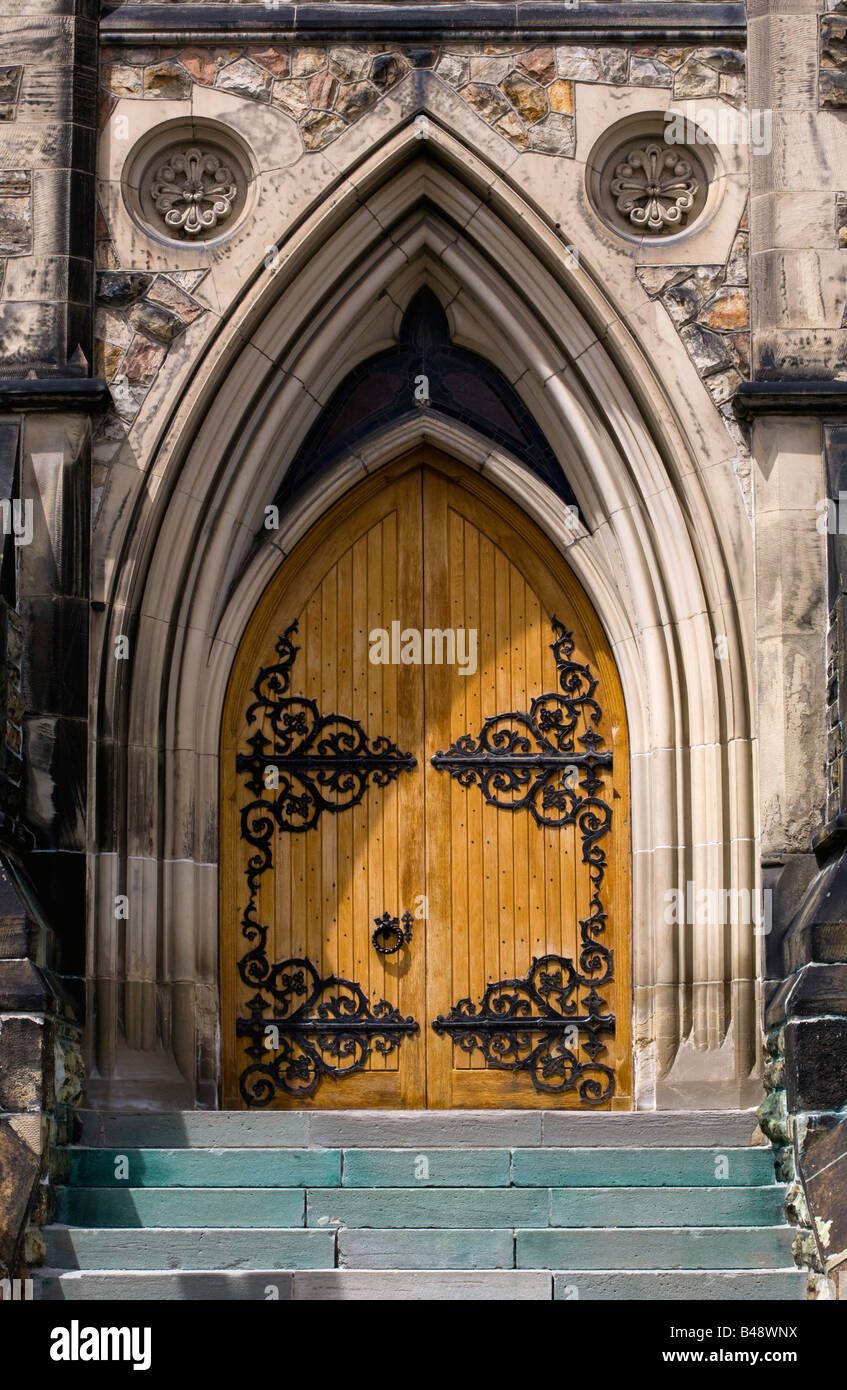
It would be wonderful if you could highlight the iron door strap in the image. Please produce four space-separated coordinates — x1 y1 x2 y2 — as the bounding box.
237 958 419 1104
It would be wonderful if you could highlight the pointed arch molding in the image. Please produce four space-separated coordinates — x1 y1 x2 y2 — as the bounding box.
88 119 758 1110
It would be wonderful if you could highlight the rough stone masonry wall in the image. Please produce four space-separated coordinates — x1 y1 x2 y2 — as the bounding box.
747 0 847 1297
0 0 96 1283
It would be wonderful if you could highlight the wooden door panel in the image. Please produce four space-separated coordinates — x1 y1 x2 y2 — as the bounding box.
221 474 426 1109
422 464 631 1109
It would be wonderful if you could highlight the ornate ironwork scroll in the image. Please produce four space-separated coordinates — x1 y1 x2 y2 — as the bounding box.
430 618 616 1099
432 955 615 1102
237 959 419 1102
431 617 612 828
237 620 416 837
234 620 418 1103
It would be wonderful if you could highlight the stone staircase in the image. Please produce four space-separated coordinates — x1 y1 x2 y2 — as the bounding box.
35 1109 810 1301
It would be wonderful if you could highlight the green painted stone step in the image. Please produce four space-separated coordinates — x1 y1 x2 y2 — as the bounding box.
56 1187 306 1229
516 1226 796 1270
307 1187 548 1228
341 1148 511 1187
45 1227 335 1272
511 1147 775 1187
549 1186 786 1228
337 1228 515 1270
68 1148 341 1189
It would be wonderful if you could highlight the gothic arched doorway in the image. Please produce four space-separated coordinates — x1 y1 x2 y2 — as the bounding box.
220 452 631 1109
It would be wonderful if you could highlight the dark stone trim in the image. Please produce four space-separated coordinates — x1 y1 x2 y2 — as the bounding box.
0 380 110 414
100 2 747 43
734 380 847 422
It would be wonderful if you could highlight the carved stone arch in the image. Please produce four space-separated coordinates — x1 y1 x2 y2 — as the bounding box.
87 118 757 1110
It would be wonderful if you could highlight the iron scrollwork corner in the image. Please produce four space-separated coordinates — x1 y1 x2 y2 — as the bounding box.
430 618 617 1099
237 958 419 1104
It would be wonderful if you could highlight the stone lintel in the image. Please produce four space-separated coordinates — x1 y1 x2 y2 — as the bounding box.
99 2 748 46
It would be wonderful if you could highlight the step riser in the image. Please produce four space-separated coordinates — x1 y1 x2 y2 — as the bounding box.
67 1147 777 1189
75 1111 762 1150
44 1225 796 1272
56 1185 785 1230
34 1269 811 1302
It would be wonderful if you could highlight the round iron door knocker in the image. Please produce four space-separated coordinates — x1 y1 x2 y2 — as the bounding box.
372 910 414 955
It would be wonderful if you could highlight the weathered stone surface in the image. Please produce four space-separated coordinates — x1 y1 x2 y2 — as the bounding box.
694 264 729 301
469 54 511 84
699 46 745 75
94 307 133 348
96 271 151 307
547 79 574 115
0 65 22 121
701 287 749 331
403 47 438 69
636 266 690 297
122 337 166 386
309 71 338 110
679 322 733 374
661 281 700 326
720 73 746 105
528 112 575 156
786 1018 847 1109
371 53 408 93
555 45 627 83
146 276 204 323
329 46 370 84
705 367 742 405
0 1119 40 1270
178 47 217 86
501 72 547 124
291 47 325 79
102 63 142 97
461 82 511 124
335 81 377 122
658 47 695 69
143 61 192 100
301 111 347 150
216 58 273 102
0 171 31 256
272 78 310 119
126 300 185 344
0 1016 44 1110
253 47 291 80
495 111 528 149
0 959 50 1011
674 58 720 97
517 47 555 85
94 339 124 381
435 54 469 89
630 56 674 87
727 331 751 376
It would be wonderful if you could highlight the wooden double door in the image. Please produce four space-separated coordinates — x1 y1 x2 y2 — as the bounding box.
221 453 631 1109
